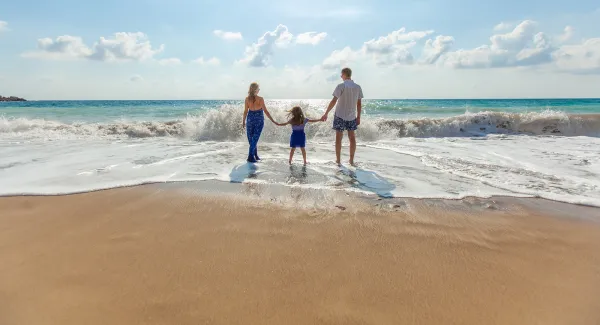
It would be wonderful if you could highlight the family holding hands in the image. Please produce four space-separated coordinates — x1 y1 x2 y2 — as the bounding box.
242 67 364 166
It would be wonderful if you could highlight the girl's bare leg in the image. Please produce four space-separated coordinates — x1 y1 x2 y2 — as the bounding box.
300 148 307 165
289 148 295 164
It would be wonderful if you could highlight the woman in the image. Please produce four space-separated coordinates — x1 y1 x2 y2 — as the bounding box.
242 82 277 163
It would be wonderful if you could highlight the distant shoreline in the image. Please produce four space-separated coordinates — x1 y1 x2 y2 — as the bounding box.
0 96 26 102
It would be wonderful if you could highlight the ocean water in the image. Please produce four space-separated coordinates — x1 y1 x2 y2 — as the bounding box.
1 99 600 207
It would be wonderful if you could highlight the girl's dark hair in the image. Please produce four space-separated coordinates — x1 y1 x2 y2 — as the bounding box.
287 106 305 125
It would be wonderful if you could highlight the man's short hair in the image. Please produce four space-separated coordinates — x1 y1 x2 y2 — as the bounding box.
341 67 352 78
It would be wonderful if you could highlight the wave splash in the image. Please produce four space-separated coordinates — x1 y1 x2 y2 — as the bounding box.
1 104 599 141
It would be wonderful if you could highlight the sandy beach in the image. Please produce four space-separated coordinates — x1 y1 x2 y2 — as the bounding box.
1 186 599 325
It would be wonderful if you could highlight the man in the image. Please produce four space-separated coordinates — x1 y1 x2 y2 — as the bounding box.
321 67 363 166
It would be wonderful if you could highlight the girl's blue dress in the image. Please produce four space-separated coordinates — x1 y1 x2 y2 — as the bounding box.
290 118 308 148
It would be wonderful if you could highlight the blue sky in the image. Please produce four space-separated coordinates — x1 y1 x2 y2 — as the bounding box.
1 0 599 99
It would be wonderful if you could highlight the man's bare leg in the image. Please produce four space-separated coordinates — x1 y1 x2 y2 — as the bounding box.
348 130 356 166
335 131 343 165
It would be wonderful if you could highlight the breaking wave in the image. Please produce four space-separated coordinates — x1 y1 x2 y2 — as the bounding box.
1 104 599 141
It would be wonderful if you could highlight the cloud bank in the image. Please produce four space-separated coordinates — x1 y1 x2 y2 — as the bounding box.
320 20 600 75
20 20 600 76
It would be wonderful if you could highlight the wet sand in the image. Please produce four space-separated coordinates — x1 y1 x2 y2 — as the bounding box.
1 186 599 325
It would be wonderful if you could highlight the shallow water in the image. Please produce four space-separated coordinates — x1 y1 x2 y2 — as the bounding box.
1 99 599 208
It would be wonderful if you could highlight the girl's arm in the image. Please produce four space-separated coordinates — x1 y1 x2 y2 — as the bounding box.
261 98 278 124
306 118 322 123
275 120 290 127
242 98 249 128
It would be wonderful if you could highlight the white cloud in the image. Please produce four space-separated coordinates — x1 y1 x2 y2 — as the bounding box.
88 32 164 61
322 28 435 69
192 56 220 65
558 26 575 43
158 58 182 65
322 47 358 70
443 20 554 69
0 20 8 32
553 38 600 74
420 35 455 65
296 32 327 45
493 22 514 32
490 20 538 51
213 30 243 41
130 75 144 82
23 35 92 60
275 26 294 47
363 28 433 55
237 25 327 67
22 32 164 62
239 24 293 67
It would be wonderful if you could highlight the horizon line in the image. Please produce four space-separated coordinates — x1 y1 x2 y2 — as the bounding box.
6 97 600 101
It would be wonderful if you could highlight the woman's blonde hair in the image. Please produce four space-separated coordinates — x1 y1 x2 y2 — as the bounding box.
248 82 259 103
287 106 305 125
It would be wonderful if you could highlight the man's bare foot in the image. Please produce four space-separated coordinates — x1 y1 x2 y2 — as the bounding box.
289 160 292 165
349 160 356 167
335 160 341 166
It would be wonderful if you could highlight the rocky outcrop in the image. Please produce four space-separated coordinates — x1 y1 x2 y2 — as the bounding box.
0 95 26 102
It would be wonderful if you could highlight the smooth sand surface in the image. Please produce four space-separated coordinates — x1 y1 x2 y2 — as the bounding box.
1 186 599 325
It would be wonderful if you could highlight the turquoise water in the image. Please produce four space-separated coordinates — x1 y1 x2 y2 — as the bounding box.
1 99 599 123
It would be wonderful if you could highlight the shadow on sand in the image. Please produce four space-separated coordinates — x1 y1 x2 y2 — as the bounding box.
336 166 396 198
229 163 259 183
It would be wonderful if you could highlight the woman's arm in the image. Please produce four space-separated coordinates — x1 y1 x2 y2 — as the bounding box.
242 98 249 128
261 98 278 124
274 120 290 127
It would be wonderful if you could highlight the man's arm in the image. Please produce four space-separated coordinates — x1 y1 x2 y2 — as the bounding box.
321 97 338 121
356 98 362 125
356 85 364 125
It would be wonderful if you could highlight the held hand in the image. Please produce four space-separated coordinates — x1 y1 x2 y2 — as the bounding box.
356 117 361 126
242 122 246 129
321 114 328 122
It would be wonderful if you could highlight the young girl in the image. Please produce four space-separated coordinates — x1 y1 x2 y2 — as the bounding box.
276 106 321 165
